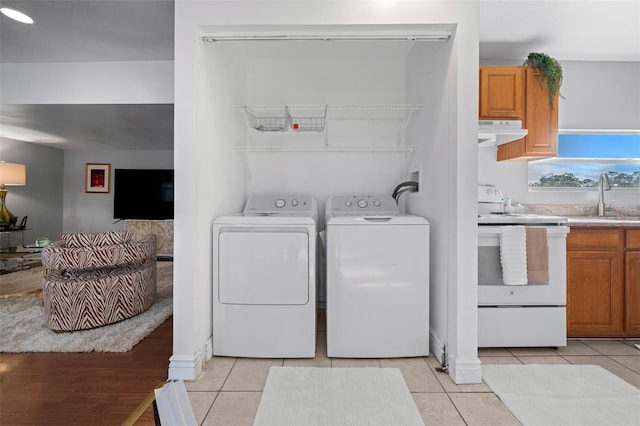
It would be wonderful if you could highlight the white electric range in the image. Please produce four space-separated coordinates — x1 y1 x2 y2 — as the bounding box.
477 184 570 348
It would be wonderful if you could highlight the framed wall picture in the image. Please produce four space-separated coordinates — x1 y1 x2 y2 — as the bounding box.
85 163 111 193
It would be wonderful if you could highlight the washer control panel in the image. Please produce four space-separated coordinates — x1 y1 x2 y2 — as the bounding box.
327 195 399 217
243 194 317 217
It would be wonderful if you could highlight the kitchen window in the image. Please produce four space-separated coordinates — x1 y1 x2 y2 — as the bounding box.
528 132 640 189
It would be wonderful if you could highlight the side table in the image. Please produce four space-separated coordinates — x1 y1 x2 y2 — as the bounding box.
0 227 41 273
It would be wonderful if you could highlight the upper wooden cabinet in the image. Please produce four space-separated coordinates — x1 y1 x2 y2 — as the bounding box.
479 67 523 119
479 66 558 161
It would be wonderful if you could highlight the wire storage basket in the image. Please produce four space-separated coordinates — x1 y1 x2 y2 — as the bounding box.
243 106 290 132
234 104 421 133
286 105 327 132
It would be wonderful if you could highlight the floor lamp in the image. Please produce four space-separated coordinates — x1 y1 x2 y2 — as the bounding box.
0 162 26 227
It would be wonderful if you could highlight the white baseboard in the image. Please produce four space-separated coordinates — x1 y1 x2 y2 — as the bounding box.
205 337 213 361
429 330 482 384
168 353 204 381
448 355 482 384
429 330 446 366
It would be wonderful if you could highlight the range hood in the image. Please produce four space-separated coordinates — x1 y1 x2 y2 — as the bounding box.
478 120 528 146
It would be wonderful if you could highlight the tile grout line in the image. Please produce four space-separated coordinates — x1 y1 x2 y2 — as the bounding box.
444 390 471 426
604 354 640 377
420 356 447 393
198 357 239 424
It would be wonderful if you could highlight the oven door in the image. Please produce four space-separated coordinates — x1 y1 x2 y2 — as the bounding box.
478 226 569 306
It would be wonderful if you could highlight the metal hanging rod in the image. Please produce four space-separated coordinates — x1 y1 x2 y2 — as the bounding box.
202 33 451 42
235 145 418 153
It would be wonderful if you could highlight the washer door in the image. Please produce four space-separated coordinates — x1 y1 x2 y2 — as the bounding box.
218 230 309 305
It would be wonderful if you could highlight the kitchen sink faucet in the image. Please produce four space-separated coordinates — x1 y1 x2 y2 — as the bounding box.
598 172 611 216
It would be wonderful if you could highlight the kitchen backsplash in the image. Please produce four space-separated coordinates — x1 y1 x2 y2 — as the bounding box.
525 204 640 218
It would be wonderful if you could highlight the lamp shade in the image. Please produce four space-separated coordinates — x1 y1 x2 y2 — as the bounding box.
0 162 26 186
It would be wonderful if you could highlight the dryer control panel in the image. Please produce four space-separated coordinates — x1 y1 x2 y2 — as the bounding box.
326 194 399 217
243 194 317 217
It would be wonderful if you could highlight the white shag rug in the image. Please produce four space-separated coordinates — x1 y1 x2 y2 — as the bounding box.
253 367 425 426
482 364 640 426
0 261 173 353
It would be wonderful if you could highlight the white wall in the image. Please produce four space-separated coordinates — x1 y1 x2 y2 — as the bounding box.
405 40 456 368
233 40 412 213
0 139 64 244
174 0 480 384
62 150 173 233
479 61 640 207
405 7 480 383
560 61 640 130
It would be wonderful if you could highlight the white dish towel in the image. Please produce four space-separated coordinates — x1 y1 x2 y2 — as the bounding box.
500 226 528 285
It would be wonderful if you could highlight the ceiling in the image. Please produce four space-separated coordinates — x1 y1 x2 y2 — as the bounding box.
1 0 638 151
479 0 640 63
0 0 174 63
1 104 174 150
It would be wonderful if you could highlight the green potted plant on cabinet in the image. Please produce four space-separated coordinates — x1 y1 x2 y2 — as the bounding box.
523 52 563 108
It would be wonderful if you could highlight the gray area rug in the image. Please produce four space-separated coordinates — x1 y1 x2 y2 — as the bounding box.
482 364 640 426
253 367 425 426
0 261 173 353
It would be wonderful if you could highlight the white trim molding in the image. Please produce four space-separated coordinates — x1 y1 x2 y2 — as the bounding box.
429 330 446 367
448 355 482 384
205 337 213 362
168 353 204 381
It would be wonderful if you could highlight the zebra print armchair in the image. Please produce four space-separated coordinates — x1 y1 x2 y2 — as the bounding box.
40 231 157 331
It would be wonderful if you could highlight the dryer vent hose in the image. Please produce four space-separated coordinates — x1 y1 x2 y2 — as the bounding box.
392 181 419 203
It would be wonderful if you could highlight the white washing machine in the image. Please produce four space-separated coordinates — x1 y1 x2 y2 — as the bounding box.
325 194 429 358
212 194 317 358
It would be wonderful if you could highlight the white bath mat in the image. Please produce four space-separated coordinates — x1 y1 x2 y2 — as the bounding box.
253 367 424 426
482 364 640 426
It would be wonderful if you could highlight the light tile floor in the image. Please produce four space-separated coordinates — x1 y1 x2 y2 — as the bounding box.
186 313 640 426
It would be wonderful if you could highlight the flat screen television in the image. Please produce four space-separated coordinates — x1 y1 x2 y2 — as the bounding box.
114 169 174 220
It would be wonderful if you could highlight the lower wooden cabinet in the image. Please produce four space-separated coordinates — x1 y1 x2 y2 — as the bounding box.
626 251 640 335
567 249 624 336
566 227 639 338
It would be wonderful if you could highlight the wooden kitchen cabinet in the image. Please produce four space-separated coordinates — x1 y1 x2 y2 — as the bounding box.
479 66 558 161
625 230 640 335
566 228 624 337
566 227 640 337
479 67 523 119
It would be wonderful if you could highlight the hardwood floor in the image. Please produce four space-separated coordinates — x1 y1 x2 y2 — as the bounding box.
0 317 173 426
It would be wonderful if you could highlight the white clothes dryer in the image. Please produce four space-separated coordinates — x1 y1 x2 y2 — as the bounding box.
212 194 317 358
325 194 429 358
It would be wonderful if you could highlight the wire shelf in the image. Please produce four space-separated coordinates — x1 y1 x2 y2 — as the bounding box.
235 145 418 153
232 104 422 131
326 104 422 120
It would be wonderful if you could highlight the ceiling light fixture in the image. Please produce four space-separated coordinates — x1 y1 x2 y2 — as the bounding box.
203 33 451 42
0 7 34 24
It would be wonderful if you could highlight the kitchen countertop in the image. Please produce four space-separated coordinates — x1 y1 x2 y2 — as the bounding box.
566 216 640 227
